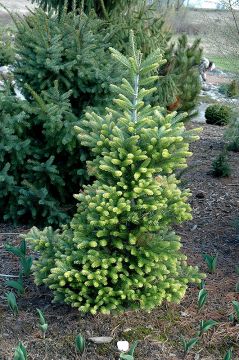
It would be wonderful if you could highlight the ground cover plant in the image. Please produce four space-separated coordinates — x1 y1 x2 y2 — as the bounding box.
24 33 202 314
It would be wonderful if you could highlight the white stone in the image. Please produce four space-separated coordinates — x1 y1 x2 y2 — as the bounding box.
89 336 113 344
117 340 129 352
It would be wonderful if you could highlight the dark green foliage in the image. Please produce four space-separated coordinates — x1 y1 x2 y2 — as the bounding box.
0 28 15 66
0 9 124 225
13 342 27 360
225 117 239 152
14 9 120 114
156 35 202 113
0 85 88 225
212 151 231 177
205 104 233 126
25 34 202 314
174 36 201 113
227 139 239 152
31 0 140 18
219 80 239 98
228 80 239 97
109 1 170 56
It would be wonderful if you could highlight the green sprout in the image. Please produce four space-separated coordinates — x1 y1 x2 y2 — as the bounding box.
181 336 198 356
235 281 239 293
5 239 32 277
232 300 239 321
75 334 85 353
119 341 138 360
6 276 24 295
6 291 18 316
198 288 208 311
224 348 233 360
5 240 27 258
199 319 217 336
202 253 218 273
20 256 32 277
13 342 27 360
36 308 48 338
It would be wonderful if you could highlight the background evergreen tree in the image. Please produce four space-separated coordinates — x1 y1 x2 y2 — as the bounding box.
0 83 88 225
30 0 139 18
156 35 202 114
13 9 121 115
25 33 202 314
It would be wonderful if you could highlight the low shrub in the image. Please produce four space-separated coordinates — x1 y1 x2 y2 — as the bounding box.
212 151 231 177
205 104 233 126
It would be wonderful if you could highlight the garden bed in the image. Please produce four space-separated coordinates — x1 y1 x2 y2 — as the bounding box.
0 121 239 359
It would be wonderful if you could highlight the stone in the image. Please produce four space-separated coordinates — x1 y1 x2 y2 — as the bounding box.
88 336 113 344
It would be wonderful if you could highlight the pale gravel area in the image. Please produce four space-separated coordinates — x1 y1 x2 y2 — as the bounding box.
0 0 34 13
0 0 35 25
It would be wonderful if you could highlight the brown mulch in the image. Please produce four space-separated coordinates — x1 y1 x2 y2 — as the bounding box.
0 122 239 360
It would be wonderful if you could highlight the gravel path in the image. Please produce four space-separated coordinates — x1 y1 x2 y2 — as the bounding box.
0 0 35 25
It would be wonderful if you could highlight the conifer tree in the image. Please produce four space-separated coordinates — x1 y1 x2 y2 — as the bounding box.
25 33 202 314
155 35 202 114
31 0 138 18
13 9 120 114
173 35 202 113
0 83 88 225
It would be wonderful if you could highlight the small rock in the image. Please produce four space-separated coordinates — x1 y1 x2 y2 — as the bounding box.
123 328 132 333
191 224 198 231
89 336 113 344
181 311 189 317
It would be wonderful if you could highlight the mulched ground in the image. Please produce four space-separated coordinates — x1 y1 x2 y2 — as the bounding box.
0 121 239 360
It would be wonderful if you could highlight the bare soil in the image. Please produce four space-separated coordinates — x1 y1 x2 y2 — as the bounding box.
0 121 239 360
